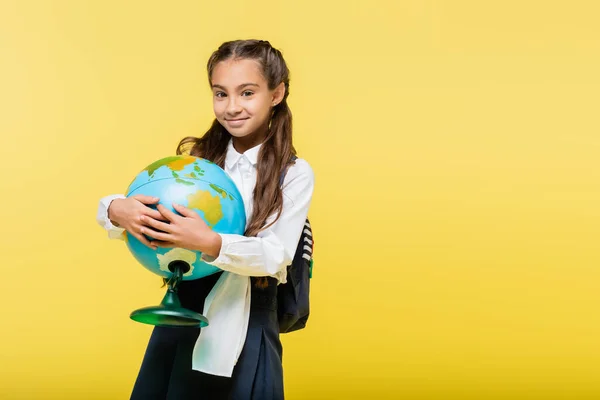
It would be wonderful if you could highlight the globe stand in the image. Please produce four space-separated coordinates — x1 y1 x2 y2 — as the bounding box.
129 261 209 328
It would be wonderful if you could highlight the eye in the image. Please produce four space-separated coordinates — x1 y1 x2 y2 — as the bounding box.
242 90 254 97
214 91 226 98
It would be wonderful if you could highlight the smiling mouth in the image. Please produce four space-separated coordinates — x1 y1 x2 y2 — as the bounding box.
226 118 249 121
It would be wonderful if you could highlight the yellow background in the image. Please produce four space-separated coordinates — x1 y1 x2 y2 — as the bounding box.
1 1 599 399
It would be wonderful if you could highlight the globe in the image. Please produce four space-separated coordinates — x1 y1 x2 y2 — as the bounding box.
123 155 246 328
124 155 246 280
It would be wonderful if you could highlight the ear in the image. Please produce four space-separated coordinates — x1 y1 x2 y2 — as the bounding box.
271 82 286 107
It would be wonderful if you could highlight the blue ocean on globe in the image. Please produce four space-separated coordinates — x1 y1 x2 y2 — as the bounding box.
124 155 246 280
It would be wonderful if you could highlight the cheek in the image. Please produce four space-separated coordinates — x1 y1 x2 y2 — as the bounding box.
248 98 271 118
213 101 225 117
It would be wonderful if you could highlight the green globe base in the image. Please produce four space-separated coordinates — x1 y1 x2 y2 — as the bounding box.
130 305 208 327
130 271 209 328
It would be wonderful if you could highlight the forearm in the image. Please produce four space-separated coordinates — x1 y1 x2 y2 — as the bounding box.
202 232 223 259
201 233 293 277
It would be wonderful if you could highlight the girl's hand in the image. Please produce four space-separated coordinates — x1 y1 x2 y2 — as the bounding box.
107 195 166 249
141 203 222 257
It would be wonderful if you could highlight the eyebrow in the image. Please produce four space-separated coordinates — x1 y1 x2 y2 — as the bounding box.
211 83 260 90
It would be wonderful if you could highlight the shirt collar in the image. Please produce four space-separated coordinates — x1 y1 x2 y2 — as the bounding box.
225 139 262 169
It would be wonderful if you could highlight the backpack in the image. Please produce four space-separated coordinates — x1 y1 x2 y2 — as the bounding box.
277 157 314 333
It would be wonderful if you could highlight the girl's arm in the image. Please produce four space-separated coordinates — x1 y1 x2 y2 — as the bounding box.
96 160 315 281
201 159 315 280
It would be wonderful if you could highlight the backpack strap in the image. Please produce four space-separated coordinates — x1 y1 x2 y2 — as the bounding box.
302 219 314 278
279 155 298 187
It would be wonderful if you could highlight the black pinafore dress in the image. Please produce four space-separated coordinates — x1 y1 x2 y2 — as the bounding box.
130 273 284 400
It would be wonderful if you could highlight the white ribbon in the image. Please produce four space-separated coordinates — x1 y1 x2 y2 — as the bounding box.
192 272 251 377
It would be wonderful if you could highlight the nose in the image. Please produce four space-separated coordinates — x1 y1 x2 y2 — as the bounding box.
226 96 242 115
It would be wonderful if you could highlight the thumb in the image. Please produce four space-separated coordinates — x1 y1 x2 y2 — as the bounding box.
133 194 159 204
173 203 197 218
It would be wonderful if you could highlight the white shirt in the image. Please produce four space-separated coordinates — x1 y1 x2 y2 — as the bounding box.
96 139 315 377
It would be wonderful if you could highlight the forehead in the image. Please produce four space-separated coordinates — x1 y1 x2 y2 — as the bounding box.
211 58 266 88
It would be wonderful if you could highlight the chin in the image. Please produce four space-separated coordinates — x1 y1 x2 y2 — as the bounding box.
228 129 253 138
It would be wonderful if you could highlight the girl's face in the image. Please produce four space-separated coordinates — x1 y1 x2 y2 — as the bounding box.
211 58 284 147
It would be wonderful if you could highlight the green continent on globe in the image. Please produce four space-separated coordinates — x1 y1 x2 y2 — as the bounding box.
209 184 229 199
144 156 197 176
175 178 195 186
193 165 205 176
187 189 224 227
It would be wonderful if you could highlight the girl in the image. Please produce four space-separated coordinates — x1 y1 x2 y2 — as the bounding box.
96 39 315 399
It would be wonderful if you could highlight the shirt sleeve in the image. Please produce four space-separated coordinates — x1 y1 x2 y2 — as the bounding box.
96 194 127 240
201 159 315 283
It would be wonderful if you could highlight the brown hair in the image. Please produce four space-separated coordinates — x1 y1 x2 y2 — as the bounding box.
177 40 296 287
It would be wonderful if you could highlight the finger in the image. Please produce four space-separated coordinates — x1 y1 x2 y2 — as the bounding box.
140 215 173 232
150 240 176 248
131 231 157 250
173 203 197 218
132 194 160 205
157 204 179 222
144 208 169 221
140 226 171 241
